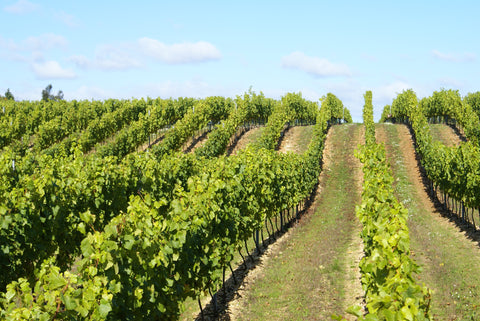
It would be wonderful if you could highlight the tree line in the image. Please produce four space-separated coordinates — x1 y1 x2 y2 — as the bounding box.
1 84 63 101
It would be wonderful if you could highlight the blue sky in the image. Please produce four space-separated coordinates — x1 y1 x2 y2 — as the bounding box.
1 0 479 121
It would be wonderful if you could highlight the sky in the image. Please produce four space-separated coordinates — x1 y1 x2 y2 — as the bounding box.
1 0 479 122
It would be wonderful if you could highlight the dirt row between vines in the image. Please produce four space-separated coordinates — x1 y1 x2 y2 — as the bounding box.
376 123 480 320
277 125 315 154
222 124 365 320
428 123 463 147
228 127 264 155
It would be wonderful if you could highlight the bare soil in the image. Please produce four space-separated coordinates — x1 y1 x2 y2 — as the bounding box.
428 124 462 147
182 130 210 153
228 127 264 155
277 126 310 154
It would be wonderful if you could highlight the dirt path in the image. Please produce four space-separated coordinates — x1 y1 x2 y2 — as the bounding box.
429 124 462 146
228 124 364 320
182 130 210 153
228 127 264 155
376 123 480 320
277 126 315 154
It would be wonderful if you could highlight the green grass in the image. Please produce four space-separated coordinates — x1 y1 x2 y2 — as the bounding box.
295 125 315 154
428 123 461 146
237 124 363 320
378 123 480 320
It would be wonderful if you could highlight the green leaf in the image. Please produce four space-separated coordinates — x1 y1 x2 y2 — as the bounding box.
80 210 94 225
5 287 16 302
123 234 135 250
81 237 94 256
47 273 67 290
346 305 363 317
98 302 112 318
63 294 77 310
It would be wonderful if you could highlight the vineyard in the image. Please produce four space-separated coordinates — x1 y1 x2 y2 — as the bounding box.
1 88 480 320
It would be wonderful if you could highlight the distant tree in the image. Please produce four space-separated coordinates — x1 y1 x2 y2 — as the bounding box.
42 84 64 102
5 88 14 100
41 84 51 101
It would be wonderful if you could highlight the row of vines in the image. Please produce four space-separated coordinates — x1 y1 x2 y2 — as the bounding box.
0 91 351 319
349 91 431 320
382 89 480 231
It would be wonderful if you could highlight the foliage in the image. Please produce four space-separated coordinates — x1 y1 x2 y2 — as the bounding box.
351 91 432 320
383 89 480 209
464 91 480 119
151 96 234 159
0 92 349 319
42 84 64 102
195 90 274 158
321 92 351 124
4 89 14 101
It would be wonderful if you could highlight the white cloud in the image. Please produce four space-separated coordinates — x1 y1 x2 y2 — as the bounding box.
281 51 351 77
69 55 90 69
24 33 67 51
0 36 19 52
139 79 220 98
432 50 476 63
94 45 142 70
0 33 67 55
374 81 412 103
64 79 238 101
138 37 222 64
31 60 76 79
69 45 142 71
320 80 413 122
4 0 39 14
70 85 115 100
70 38 221 70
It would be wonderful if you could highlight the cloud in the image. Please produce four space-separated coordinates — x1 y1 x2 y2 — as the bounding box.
281 51 351 77
4 0 39 14
70 45 142 71
24 33 67 51
431 50 476 63
138 38 222 64
70 85 116 100
374 81 412 103
0 33 67 54
71 38 222 70
0 34 68 67
69 55 90 69
139 79 219 98
31 60 76 79
320 80 413 122
0 36 19 52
